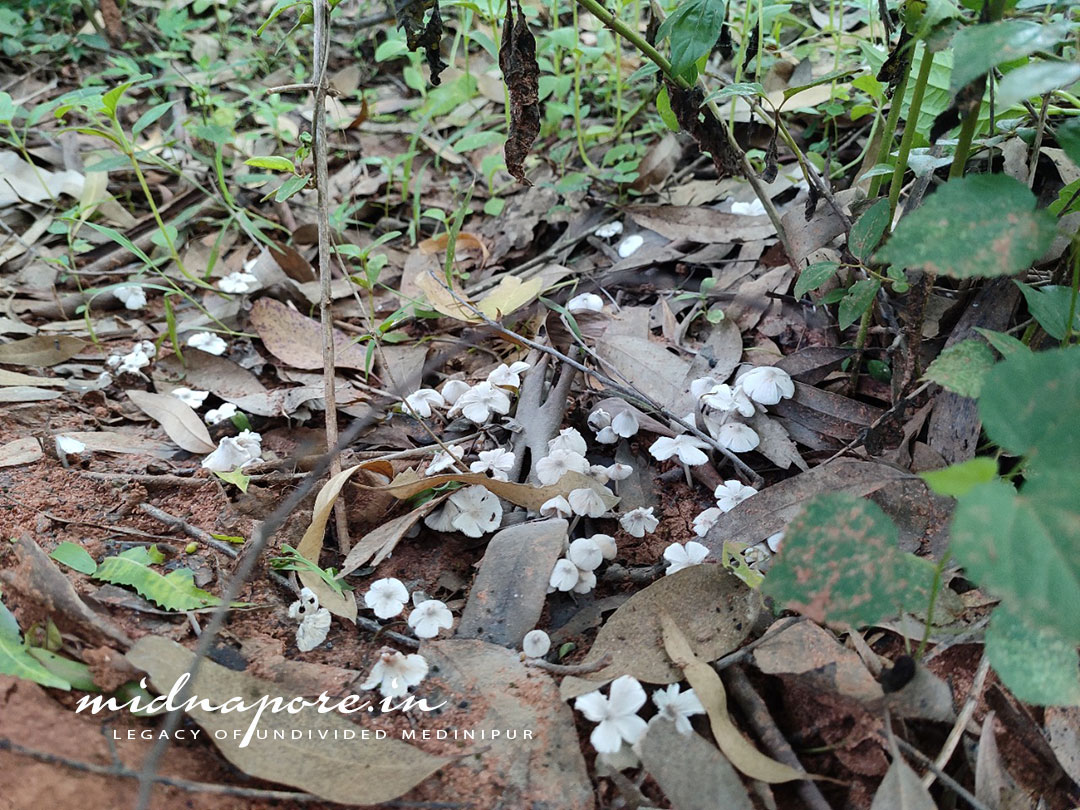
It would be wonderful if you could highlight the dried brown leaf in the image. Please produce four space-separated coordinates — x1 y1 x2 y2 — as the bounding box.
379 468 618 512
0 437 42 468
0 335 87 367
500 0 540 183
249 298 371 371
126 390 215 454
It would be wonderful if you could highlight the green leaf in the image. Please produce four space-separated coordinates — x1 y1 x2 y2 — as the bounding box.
214 468 251 493
973 327 1030 359
94 548 221 611
703 82 765 104
794 261 840 298
920 457 998 497
1015 282 1080 342
658 0 726 82
1057 118 1080 170
50 542 97 575
838 278 879 330
996 62 1080 111
656 86 679 132
101 82 133 117
951 477 1080 645
274 173 309 202
848 198 890 262
26 648 100 691
923 339 996 398
874 175 1056 279
781 68 857 102
245 155 296 173
0 91 16 123
985 604 1080 706
0 598 71 690
132 100 177 137
762 494 935 628
950 21 1068 94
978 345 1080 469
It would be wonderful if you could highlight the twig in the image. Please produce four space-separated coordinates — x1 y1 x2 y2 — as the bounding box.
922 653 990 789
311 0 351 555
79 472 211 487
725 665 835 810
136 503 244 559
525 653 613 675
712 616 805 672
890 735 993 810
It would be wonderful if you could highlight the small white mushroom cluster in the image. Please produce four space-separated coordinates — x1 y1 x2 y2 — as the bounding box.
362 577 454 640
401 361 530 425
105 339 157 376
548 533 618 595
201 429 263 472
692 364 795 453
691 479 759 538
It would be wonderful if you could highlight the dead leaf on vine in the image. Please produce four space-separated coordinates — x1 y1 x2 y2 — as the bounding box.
500 0 540 183
394 0 446 84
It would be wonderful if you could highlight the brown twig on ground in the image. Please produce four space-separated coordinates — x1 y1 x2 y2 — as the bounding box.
136 503 242 558
889 735 993 810
712 616 805 673
922 653 990 789
525 653 612 675
724 664 835 810
79 471 210 487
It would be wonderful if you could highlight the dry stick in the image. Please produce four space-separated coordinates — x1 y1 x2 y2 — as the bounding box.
312 0 350 555
922 654 991 790
525 653 613 675
724 665 835 810
890 735 993 810
711 616 805 672
137 503 244 558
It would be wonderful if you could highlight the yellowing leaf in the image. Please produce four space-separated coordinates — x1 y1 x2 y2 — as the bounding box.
476 275 543 320
660 613 815 784
415 271 481 322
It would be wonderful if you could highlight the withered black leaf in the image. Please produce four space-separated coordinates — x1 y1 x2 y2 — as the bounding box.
394 0 446 86
804 182 820 220
930 74 986 143
761 114 779 183
500 0 540 184
664 82 742 178
876 28 912 88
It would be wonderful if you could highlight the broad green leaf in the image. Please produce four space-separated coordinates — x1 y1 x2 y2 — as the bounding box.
656 86 679 132
1015 282 1080 342
704 82 765 104
874 175 1056 279
0 598 70 690
27 648 100 691
996 62 1080 111
762 494 935 628
274 173 309 202
246 155 296 173
848 198 890 262
838 278 879 330
94 547 221 611
923 339 995 398
950 21 1067 93
50 542 97 575
978 345 1080 469
985 605 1080 706
101 82 133 117
214 468 251 493
794 261 839 298
0 91 15 122
951 477 1080 645
920 457 997 497
658 0 726 81
132 100 177 137
973 327 1031 359
1057 118 1080 169
782 69 857 102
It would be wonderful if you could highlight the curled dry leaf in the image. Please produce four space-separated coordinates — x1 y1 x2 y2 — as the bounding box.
394 0 446 85
664 83 742 178
0 437 43 468
126 636 451 805
337 496 447 577
418 231 490 265
868 747 937 810
500 0 540 184
559 565 758 699
0 335 87 367
378 468 618 512
126 390 216 454
249 297 371 370
660 613 812 784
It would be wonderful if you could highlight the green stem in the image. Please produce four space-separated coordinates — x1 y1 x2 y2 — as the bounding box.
1065 236 1079 344
948 107 980 179
868 56 911 198
572 1 599 170
574 0 681 86
917 554 949 659
888 47 933 223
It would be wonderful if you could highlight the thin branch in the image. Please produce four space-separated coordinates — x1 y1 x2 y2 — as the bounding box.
890 735 993 810
526 653 613 675
922 654 991 789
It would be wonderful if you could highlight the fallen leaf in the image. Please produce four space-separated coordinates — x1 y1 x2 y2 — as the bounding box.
660 613 812 783
418 231 490 265
378 468 618 512
0 437 42 467
126 636 451 805
0 335 87 367
0 151 84 206
0 386 64 402
0 369 66 387
1045 706 1080 787
560 565 758 698
749 412 808 471
595 335 691 410
57 430 177 458
869 751 937 810
126 390 216 454
627 205 775 243
249 297 371 370
337 497 446 576
476 274 543 320
155 350 267 398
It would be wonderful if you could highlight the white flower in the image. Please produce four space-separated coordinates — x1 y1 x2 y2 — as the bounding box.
539 495 572 519
568 537 604 571
364 577 409 619
715 422 760 453
205 403 238 425
408 599 453 639
605 463 633 481
617 234 644 258
715 480 758 512
403 388 445 418
620 506 658 537
652 684 705 735
548 427 588 457
470 448 515 481
702 383 755 417
766 530 785 553
568 487 609 518
522 629 551 658
449 381 511 424
361 648 429 698
426 444 465 475
574 675 648 754
487 361 530 388
611 410 639 438
171 387 209 409
690 376 720 400
549 558 580 592
588 408 612 432
731 199 766 217
649 434 710 466
440 379 470 405
594 221 623 239
201 430 262 472
448 485 502 537
536 449 590 486
55 435 86 456
217 271 258 294
591 534 617 560
567 292 603 314
573 568 597 594
114 285 147 310
692 507 723 537
187 331 227 356
288 587 331 652
738 365 794 405
663 541 710 575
